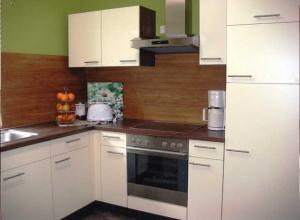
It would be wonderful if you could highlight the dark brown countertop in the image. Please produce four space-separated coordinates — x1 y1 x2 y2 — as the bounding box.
0 119 225 152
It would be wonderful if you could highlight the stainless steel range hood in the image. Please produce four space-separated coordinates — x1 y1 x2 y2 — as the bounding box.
132 0 199 54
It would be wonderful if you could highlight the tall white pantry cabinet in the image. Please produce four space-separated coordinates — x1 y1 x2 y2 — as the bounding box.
223 1 300 220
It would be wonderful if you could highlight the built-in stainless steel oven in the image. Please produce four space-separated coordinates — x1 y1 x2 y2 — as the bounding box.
127 134 188 206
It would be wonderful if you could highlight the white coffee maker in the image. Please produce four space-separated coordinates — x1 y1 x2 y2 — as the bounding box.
203 90 226 131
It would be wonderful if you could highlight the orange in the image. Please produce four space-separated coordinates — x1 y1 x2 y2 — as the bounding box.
60 94 68 102
68 93 75 102
56 92 64 100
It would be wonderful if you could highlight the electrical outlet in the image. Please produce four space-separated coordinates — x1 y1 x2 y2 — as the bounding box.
160 25 166 34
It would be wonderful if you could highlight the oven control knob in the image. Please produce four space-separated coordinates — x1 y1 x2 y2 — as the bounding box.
136 138 142 144
170 142 176 148
162 141 168 148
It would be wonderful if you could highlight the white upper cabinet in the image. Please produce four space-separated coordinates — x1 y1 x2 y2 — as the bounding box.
227 22 299 84
68 6 155 67
227 0 300 25
102 6 140 67
223 84 300 220
68 11 102 67
199 0 226 65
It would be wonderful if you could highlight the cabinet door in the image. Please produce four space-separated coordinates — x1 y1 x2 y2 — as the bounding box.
188 157 223 220
227 22 299 84
199 0 226 65
227 0 299 25
68 11 102 67
1 159 53 220
102 6 140 67
223 84 300 220
101 145 127 207
52 147 91 220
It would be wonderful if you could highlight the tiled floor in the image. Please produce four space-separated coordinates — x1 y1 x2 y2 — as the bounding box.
64 202 176 220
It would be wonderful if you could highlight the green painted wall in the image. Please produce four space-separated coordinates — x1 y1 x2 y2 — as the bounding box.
2 0 199 55
2 0 83 55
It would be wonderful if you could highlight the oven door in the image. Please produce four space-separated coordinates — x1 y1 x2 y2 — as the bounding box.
127 147 188 206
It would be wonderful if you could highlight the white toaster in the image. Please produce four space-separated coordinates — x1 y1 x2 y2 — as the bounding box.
87 103 113 122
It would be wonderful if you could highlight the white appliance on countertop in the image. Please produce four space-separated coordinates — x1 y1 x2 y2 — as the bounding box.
203 90 226 131
87 103 113 122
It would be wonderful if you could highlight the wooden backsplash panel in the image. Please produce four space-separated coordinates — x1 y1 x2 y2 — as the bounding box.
1 53 86 128
86 53 226 124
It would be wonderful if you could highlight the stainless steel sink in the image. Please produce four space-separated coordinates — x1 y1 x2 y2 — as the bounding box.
0 129 38 144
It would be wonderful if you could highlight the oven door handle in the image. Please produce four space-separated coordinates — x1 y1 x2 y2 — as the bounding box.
127 146 188 160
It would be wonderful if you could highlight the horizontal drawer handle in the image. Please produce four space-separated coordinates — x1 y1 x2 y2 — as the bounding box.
55 157 71 164
194 145 217 150
200 57 222 61
3 172 25 181
226 149 250 154
107 151 124 156
189 162 211 168
228 75 253 78
120 60 137 63
84 61 99 64
66 138 80 144
254 14 281 19
103 136 121 140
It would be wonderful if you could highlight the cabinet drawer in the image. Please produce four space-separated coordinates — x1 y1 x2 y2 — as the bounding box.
189 140 224 160
1 142 51 171
227 0 299 25
101 131 126 148
50 132 90 156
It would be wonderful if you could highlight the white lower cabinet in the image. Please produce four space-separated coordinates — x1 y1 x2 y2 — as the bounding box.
101 145 127 207
1 159 53 220
187 157 223 220
223 84 299 220
52 146 92 220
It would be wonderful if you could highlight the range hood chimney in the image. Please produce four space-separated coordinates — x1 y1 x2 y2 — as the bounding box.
132 0 199 54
